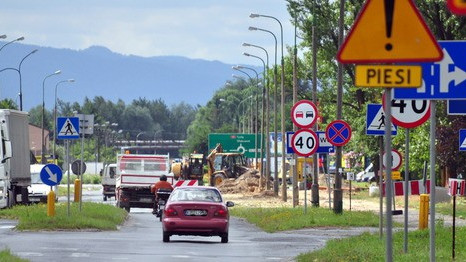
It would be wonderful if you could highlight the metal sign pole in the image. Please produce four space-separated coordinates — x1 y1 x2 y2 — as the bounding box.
304 157 307 214
452 195 456 260
384 88 393 262
429 100 436 262
404 128 410 253
66 140 70 217
80 132 84 211
379 135 384 238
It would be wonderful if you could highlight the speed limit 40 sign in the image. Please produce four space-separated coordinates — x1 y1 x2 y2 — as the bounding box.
382 93 430 128
291 129 319 157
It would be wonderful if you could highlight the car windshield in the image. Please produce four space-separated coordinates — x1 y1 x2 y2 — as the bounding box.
170 188 222 203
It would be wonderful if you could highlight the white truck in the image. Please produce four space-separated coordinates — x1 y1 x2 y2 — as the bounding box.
115 153 173 212
101 163 117 201
0 110 31 208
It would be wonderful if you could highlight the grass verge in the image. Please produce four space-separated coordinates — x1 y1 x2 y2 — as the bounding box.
0 202 127 231
296 225 466 261
0 249 28 262
230 207 381 233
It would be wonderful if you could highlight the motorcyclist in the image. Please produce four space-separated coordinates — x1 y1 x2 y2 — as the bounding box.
150 175 174 214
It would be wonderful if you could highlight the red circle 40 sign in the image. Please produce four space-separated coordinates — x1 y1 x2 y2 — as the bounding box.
291 129 319 157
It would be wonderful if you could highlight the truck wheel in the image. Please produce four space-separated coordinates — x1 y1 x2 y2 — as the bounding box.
125 206 130 213
103 196 107 201
7 189 16 208
212 173 226 187
20 187 29 204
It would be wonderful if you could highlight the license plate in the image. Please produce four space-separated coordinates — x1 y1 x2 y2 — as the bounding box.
140 198 153 203
184 209 207 216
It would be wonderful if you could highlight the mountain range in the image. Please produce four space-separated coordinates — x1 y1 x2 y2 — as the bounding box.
0 42 258 111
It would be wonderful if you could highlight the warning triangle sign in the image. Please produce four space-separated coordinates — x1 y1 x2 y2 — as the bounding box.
58 118 79 137
368 106 396 132
337 0 443 63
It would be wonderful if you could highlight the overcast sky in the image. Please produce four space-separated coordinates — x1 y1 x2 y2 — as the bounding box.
0 0 297 66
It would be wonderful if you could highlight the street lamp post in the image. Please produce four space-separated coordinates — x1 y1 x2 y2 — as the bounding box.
232 68 254 134
53 79 75 164
19 49 38 111
0 49 38 110
243 43 270 189
0 36 24 53
249 25 279 196
41 70 61 164
251 13 287 201
235 64 260 168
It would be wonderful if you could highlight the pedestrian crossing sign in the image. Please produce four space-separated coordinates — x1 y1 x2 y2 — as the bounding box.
57 117 80 140
366 104 397 136
459 129 466 151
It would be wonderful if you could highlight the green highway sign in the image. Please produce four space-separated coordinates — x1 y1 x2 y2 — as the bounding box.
208 133 261 158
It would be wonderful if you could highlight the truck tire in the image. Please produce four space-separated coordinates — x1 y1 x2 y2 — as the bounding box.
7 188 16 208
125 206 130 213
212 173 226 187
20 187 29 204
103 196 107 201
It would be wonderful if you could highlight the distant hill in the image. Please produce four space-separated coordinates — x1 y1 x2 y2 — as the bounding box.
0 43 258 110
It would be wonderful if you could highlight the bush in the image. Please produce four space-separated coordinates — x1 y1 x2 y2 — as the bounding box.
60 174 101 184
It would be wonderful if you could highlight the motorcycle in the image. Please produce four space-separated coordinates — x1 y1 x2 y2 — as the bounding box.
154 189 172 221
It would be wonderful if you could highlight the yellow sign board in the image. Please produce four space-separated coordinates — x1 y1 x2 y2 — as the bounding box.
383 171 401 180
337 0 443 63
355 65 422 87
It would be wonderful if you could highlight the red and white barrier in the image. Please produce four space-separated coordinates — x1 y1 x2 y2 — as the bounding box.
174 180 199 187
383 180 430 196
448 179 466 196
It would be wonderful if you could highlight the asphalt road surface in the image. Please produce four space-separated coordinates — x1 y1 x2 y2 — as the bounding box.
0 186 377 261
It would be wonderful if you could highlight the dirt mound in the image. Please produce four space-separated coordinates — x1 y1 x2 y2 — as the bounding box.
217 169 263 194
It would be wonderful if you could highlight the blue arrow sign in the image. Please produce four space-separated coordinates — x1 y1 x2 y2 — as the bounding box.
40 164 63 186
394 41 466 100
57 117 80 140
366 104 397 135
286 131 335 154
460 130 466 152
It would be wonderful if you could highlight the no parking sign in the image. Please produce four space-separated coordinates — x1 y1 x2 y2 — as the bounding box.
325 120 352 146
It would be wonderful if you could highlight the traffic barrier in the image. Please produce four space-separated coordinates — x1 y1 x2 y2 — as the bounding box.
74 179 81 202
383 179 431 196
448 179 466 196
419 194 429 229
174 180 199 187
47 191 56 217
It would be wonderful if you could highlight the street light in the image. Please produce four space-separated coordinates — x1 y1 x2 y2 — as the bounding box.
243 43 270 187
0 49 38 110
236 95 253 133
249 25 279 195
250 13 287 201
19 49 38 110
0 36 24 53
52 79 75 164
0 35 6 39
41 70 61 164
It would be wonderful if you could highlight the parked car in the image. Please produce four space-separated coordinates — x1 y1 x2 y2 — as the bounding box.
356 163 376 182
161 186 234 243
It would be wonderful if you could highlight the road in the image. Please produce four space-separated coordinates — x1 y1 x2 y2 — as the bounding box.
0 186 378 262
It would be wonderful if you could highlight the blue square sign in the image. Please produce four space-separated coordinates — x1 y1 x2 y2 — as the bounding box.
460 129 466 152
57 117 80 140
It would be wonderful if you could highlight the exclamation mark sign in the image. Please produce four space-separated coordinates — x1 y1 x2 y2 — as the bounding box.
384 0 395 51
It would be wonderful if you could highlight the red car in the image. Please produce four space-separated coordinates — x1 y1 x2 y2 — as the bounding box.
162 186 234 243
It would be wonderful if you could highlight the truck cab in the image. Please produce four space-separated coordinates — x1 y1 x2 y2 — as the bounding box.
101 163 117 201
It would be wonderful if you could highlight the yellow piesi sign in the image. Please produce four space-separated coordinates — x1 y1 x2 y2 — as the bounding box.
337 0 443 63
355 65 422 87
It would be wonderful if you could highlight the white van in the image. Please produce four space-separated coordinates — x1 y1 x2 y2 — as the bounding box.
28 164 57 203
101 163 117 201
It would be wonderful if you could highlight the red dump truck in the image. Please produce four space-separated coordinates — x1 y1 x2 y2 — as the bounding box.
115 153 173 212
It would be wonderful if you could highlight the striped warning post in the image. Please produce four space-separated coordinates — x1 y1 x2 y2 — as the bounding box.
383 180 431 196
174 180 199 187
448 179 466 196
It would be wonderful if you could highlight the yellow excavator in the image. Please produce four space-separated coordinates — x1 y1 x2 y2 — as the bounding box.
206 143 249 187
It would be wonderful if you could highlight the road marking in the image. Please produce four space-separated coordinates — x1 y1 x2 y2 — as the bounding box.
16 252 43 257
71 253 90 257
